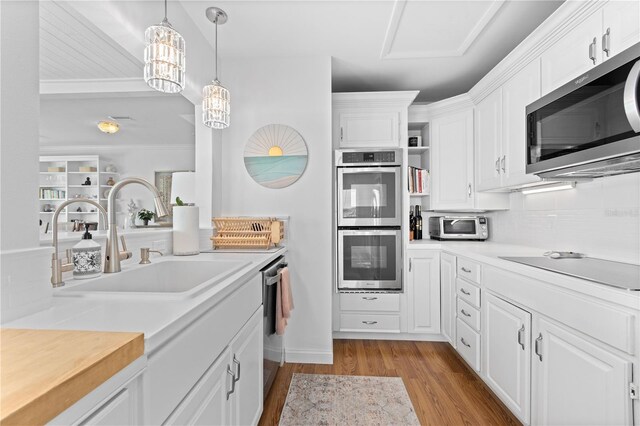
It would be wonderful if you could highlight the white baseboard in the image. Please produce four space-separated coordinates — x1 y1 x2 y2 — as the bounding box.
285 348 333 365
332 331 448 342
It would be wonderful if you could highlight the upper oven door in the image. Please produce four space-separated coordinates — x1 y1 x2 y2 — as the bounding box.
337 229 402 291
526 45 640 175
337 166 401 227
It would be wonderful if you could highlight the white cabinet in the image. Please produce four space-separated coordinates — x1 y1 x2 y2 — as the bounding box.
532 316 633 426
338 111 400 147
475 88 503 191
541 3 640 95
440 252 456 346
476 59 542 191
165 307 264 426
407 250 440 334
482 293 531 424
430 109 475 210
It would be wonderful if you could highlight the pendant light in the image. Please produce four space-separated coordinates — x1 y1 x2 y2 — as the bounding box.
202 7 230 129
144 0 185 93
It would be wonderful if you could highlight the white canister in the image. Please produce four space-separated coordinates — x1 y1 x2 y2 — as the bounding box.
173 205 200 255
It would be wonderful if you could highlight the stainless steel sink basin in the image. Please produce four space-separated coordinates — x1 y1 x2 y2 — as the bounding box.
56 259 250 298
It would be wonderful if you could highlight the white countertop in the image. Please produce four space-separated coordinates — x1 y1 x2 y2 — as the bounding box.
408 240 640 310
2 249 286 354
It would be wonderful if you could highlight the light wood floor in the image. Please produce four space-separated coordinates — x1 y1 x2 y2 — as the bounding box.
259 339 520 426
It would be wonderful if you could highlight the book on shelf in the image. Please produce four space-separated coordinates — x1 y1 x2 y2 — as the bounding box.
39 188 66 199
408 167 430 195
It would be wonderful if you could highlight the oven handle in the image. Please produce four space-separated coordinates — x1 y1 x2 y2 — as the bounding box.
623 59 640 132
264 264 287 286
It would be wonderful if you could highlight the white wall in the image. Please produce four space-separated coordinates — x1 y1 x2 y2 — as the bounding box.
40 146 195 227
489 173 640 264
219 56 333 363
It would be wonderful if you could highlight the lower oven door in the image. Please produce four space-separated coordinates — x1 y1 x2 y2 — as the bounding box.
338 229 402 291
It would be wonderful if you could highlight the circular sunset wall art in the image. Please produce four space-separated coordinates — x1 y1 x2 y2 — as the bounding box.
244 124 308 189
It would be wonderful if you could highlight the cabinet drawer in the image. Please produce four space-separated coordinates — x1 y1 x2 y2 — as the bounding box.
456 278 481 308
339 313 400 333
456 318 480 371
457 257 481 284
340 293 400 312
457 298 480 331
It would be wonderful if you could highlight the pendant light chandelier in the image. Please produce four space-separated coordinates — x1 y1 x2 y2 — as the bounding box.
202 7 230 129
144 0 185 93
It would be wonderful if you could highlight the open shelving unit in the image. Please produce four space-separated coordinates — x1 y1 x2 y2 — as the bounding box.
39 155 120 233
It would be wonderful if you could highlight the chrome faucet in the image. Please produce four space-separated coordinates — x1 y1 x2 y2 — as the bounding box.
51 199 107 287
104 177 169 273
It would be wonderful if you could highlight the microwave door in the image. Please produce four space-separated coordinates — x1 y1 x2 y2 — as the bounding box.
337 167 401 227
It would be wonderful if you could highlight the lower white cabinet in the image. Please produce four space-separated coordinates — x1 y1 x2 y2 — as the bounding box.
440 252 456 345
532 316 633 426
165 307 263 426
482 293 531 424
407 250 440 334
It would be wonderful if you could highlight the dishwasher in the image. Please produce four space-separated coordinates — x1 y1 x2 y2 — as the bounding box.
261 255 287 400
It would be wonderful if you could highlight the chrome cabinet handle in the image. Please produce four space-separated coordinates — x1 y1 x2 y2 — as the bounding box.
501 155 506 173
623 59 640 132
340 127 343 141
535 333 543 361
362 321 378 325
460 288 471 296
362 297 378 301
468 183 472 198
460 309 471 317
517 325 525 350
460 337 471 348
226 366 236 400
602 27 610 57
233 355 241 383
460 267 471 273
495 157 500 173
409 258 412 272
589 37 597 65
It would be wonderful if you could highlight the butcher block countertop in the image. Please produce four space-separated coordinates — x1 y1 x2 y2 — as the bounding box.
0 328 144 425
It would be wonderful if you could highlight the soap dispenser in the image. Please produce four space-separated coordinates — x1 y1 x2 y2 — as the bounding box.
72 224 102 279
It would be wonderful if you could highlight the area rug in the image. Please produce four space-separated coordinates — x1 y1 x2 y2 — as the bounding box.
279 373 420 425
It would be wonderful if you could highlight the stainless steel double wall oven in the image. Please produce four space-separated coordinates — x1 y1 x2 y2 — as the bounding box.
336 149 402 291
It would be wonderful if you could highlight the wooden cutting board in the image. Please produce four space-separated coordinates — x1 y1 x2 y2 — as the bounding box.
1 328 144 425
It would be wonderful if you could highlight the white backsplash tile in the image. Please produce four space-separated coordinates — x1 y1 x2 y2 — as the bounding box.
490 174 640 264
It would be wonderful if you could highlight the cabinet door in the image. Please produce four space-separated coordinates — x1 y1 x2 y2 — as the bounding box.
164 347 232 426
482 293 531 424
229 307 264 426
407 251 440 334
532 316 633 426
602 0 640 61
475 88 502 191
430 109 474 210
541 11 602 95
440 252 456 346
501 59 541 188
339 111 400 147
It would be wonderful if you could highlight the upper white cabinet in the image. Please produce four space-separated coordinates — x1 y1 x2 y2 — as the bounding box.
541 2 640 95
440 252 456 346
339 111 400 148
431 108 475 210
475 59 541 191
407 250 440 334
532 316 633 426
482 293 531 424
332 92 419 149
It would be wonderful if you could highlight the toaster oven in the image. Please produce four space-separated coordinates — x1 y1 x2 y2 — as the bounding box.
428 216 488 241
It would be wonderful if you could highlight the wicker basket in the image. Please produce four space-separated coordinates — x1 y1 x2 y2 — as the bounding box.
211 217 284 250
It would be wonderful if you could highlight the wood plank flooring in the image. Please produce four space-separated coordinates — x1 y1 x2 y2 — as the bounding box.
259 339 520 426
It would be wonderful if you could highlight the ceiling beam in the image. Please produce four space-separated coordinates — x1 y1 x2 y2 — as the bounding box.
40 78 154 95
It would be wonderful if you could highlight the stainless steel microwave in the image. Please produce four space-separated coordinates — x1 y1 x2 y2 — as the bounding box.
526 42 640 179
428 216 488 241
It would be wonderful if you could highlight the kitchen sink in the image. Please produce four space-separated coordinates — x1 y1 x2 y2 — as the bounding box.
56 259 250 298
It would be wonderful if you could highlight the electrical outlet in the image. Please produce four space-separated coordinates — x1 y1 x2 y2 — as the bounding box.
152 240 167 253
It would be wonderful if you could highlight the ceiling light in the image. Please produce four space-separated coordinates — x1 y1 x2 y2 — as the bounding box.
144 0 185 94
97 120 120 134
202 7 230 129
521 182 576 195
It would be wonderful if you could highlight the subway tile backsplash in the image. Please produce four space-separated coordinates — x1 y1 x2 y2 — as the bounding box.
489 173 640 264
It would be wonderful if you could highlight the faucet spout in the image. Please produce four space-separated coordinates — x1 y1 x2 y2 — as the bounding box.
104 177 169 273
